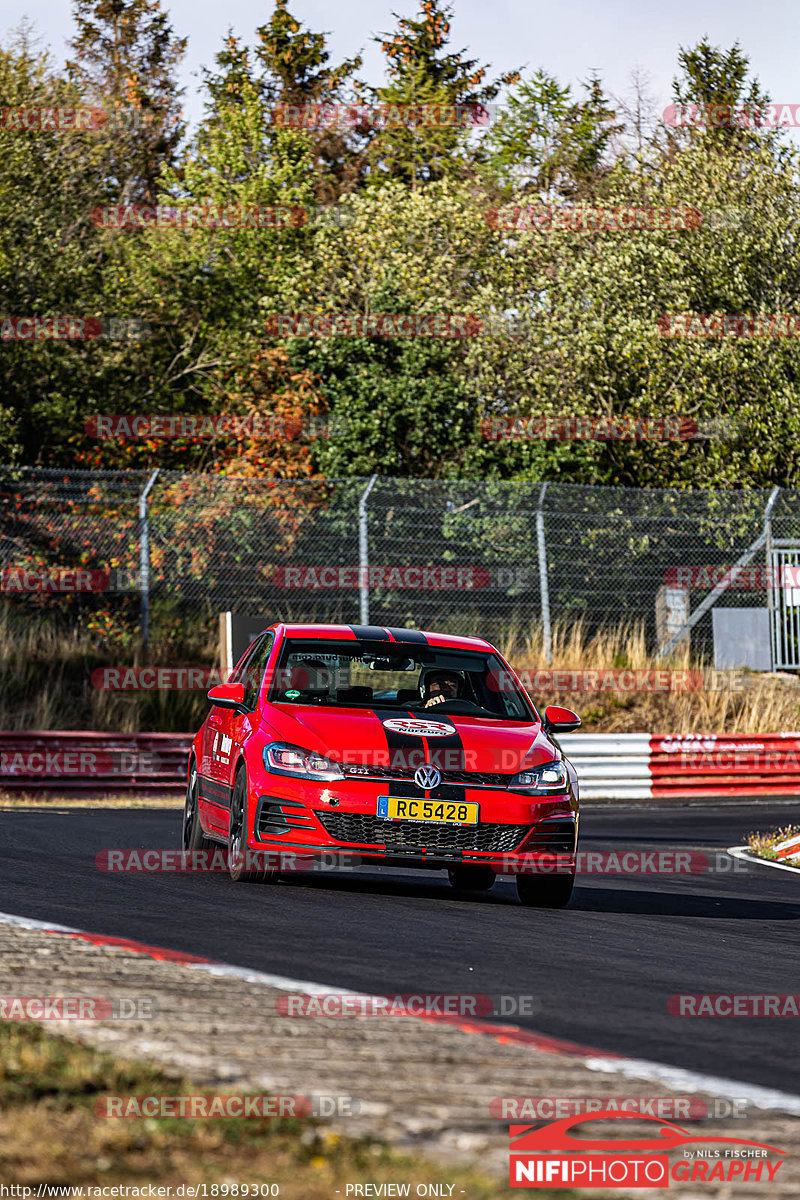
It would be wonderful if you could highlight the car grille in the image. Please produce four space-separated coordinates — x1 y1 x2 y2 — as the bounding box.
317 812 532 852
341 764 512 787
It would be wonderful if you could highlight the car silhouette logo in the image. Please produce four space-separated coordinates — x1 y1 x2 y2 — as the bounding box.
414 765 441 790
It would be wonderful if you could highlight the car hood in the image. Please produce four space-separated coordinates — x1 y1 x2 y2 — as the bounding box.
261 704 558 774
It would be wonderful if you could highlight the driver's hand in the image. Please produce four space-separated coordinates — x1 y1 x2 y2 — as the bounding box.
424 694 445 708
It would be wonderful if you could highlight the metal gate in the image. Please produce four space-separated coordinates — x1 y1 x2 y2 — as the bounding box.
769 546 800 669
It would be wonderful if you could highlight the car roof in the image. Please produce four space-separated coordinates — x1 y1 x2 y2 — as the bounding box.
268 623 496 653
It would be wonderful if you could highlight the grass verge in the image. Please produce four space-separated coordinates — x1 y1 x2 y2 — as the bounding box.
0 1022 556 1197
746 824 800 868
0 792 181 808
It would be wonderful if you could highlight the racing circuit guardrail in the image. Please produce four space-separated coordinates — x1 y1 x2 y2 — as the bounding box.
2 730 799 799
0 731 192 793
563 732 800 800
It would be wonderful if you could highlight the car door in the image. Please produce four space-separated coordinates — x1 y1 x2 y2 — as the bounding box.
200 637 264 835
220 632 275 832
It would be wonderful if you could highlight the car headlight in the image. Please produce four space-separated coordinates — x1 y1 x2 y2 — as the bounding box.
507 760 569 794
263 742 344 781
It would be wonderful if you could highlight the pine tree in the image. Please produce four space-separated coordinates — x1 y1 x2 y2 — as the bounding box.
67 0 186 202
369 0 519 186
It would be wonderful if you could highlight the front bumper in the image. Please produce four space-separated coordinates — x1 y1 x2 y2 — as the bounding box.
247 769 579 873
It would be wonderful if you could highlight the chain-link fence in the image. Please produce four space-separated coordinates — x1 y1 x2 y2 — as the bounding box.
2 465 799 658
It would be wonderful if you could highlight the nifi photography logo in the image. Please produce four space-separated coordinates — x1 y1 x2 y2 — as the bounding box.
508 1111 785 1188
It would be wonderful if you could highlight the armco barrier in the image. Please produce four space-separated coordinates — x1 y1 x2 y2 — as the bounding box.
558 734 652 801
2 730 799 800
563 732 800 800
0 731 192 793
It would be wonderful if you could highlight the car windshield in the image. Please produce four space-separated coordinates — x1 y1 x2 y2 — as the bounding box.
267 639 536 721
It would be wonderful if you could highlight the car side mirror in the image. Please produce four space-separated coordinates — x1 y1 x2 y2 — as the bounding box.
207 682 246 710
543 705 581 733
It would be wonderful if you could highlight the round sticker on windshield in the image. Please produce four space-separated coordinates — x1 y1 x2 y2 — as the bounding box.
381 718 453 737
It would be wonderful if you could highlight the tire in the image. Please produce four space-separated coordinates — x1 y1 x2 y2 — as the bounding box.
516 871 574 908
182 760 212 852
228 767 278 884
448 865 496 892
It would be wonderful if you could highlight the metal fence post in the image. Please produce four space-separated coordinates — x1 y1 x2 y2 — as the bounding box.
358 474 378 625
536 483 552 663
138 469 159 657
764 485 781 670
656 485 781 660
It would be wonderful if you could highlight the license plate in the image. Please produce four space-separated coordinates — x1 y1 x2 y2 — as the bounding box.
377 796 479 825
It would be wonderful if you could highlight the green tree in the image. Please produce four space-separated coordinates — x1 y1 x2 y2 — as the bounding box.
480 71 622 199
67 0 187 203
367 0 519 186
252 0 367 201
670 37 771 145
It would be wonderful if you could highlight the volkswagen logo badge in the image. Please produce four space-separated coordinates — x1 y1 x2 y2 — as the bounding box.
414 764 441 790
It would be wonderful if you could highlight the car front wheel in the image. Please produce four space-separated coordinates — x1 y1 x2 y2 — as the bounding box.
182 761 211 852
228 767 278 884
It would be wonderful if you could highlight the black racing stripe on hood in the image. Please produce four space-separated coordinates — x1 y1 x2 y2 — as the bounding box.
369 706 427 772
368 708 467 776
423 715 467 773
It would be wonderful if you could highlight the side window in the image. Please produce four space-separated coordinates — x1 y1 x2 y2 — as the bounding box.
243 632 274 710
230 636 262 686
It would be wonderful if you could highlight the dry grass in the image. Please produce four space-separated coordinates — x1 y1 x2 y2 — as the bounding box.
747 824 800 867
0 1022 526 1196
0 792 181 807
3 608 800 735
499 617 800 734
0 609 216 733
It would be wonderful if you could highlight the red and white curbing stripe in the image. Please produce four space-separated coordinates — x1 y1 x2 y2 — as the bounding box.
774 832 800 860
2 908 800 1117
566 732 800 800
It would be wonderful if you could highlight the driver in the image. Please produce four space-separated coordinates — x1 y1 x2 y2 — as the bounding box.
297 659 332 693
423 670 464 708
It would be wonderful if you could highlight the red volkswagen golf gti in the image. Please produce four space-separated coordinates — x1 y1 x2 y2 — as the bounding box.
183 624 581 907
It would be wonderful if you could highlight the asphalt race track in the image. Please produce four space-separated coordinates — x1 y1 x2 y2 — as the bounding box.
1 801 798 1096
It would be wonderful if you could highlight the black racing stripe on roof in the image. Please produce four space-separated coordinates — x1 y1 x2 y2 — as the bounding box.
384 628 428 644
348 625 390 641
